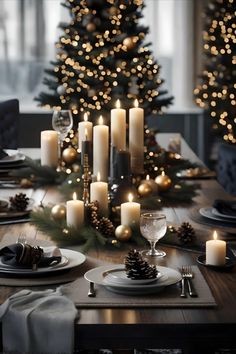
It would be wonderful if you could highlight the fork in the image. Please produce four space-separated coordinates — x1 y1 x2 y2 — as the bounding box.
182 266 198 297
88 282 96 297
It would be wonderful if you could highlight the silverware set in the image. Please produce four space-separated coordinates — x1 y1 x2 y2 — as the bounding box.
180 266 198 298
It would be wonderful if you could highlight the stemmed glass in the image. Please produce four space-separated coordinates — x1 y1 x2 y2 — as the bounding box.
140 212 167 257
52 110 73 168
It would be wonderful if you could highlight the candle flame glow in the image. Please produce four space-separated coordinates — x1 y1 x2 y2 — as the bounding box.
73 192 77 200
213 230 218 240
116 99 121 109
134 99 139 108
98 115 103 125
84 112 88 122
128 193 133 202
97 172 101 182
161 171 165 176
146 174 150 181
85 128 88 140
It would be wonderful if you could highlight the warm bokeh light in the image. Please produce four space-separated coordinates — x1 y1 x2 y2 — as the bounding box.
128 193 133 202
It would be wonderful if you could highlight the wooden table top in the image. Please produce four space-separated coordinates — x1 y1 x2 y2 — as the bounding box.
1 134 236 353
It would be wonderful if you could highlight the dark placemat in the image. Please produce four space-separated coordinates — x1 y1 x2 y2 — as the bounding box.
63 265 216 308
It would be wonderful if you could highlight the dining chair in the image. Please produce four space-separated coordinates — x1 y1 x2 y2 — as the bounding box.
0 99 19 149
217 143 236 196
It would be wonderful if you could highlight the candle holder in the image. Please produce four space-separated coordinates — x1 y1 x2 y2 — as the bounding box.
82 153 90 206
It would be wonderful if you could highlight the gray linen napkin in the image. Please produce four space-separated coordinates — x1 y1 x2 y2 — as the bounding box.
0 288 78 354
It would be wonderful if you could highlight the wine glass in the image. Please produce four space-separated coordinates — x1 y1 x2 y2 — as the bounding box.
52 110 73 147
140 212 167 257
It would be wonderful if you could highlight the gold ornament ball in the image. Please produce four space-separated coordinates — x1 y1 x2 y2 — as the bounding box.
86 23 96 32
123 37 135 50
138 182 153 197
51 204 66 221
62 147 78 165
155 174 172 192
115 225 132 242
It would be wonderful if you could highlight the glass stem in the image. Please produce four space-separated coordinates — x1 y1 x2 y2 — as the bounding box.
149 240 157 255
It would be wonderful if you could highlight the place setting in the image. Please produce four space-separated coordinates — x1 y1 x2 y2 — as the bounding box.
0 148 26 172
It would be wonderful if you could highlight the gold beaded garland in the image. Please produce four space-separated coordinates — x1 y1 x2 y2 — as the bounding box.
155 172 172 192
62 147 78 165
115 225 132 242
138 182 153 197
51 204 66 221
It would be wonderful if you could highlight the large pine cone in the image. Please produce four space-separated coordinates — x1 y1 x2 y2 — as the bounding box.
98 217 115 238
9 193 29 211
124 249 158 280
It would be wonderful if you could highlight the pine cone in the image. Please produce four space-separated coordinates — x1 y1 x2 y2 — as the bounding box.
98 217 115 238
124 249 158 280
177 222 195 244
9 193 29 211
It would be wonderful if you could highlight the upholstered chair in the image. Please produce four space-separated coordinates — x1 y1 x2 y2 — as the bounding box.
0 99 19 149
217 143 236 196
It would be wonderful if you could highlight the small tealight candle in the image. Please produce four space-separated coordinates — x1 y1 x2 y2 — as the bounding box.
90 172 108 215
206 231 226 266
121 193 140 227
66 192 84 229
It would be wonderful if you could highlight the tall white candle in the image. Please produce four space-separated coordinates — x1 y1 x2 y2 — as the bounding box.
90 172 108 215
206 231 226 266
93 116 109 181
41 130 59 168
129 99 144 174
111 99 126 150
66 192 84 229
78 113 93 151
121 193 140 227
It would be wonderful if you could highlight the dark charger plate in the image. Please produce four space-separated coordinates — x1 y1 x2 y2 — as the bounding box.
197 254 235 271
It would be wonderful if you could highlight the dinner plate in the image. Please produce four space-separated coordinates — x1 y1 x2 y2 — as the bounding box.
0 198 34 220
0 249 86 276
211 208 236 221
102 268 162 286
0 150 25 165
199 207 236 224
84 265 181 295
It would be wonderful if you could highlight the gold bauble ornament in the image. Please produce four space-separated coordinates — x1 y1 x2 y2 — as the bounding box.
138 182 153 197
86 23 96 32
62 147 78 165
115 225 132 242
51 204 66 221
140 175 158 193
123 37 136 50
155 172 172 192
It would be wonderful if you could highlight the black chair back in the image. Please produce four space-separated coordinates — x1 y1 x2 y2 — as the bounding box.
0 99 19 149
217 143 236 196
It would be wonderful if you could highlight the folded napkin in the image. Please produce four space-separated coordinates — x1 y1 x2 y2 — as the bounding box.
0 148 8 160
213 199 236 217
0 244 62 268
0 288 78 354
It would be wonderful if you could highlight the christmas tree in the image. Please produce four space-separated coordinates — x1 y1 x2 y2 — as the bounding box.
35 0 172 123
194 0 236 144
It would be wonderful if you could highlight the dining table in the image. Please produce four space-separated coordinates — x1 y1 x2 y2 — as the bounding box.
0 133 236 354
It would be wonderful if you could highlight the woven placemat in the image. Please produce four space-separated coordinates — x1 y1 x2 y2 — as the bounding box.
63 265 217 308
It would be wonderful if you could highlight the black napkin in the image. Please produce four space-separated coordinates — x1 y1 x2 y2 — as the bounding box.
213 199 236 217
0 243 62 269
0 148 8 160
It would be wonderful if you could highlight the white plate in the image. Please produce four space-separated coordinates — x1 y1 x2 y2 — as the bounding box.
0 249 86 276
0 198 35 220
211 208 236 221
199 207 236 224
0 150 25 165
85 265 181 295
102 268 162 286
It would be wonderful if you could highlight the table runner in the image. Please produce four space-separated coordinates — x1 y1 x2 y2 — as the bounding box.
63 264 217 308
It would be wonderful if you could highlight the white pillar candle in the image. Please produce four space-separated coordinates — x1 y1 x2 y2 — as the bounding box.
111 99 126 150
206 231 226 266
66 192 84 229
93 116 109 181
41 130 59 168
90 172 108 215
129 99 144 174
78 113 93 151
121 193 140 227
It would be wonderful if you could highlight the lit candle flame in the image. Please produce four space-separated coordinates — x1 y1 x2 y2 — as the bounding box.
146 174 150 181
128 193 133 202
97 172 101 182
85 128 88 140
134 99 139 108
213 230 217 240
73 192 77 200
161 171 165 176
84 112 88 122
116 99 121 109
98 115 103 125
